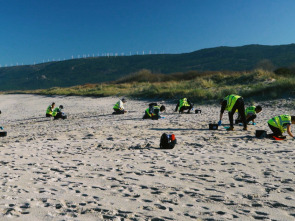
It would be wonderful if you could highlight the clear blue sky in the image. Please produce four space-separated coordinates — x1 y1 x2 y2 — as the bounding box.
0 0 294 66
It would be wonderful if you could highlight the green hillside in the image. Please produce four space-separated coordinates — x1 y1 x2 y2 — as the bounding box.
1 44 295 90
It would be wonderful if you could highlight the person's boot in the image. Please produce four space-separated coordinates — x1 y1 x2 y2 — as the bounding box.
243 127 248 131
226 126 234 131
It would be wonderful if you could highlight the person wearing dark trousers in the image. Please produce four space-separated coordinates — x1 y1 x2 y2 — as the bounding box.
219 94 247 131
268 114 295 139
113 98 127 115
236 105 262 125
175 98 193 114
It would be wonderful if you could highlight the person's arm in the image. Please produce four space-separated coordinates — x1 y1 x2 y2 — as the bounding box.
287 124 294 138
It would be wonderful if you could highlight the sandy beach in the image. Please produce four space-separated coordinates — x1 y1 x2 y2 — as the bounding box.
0 94 294 221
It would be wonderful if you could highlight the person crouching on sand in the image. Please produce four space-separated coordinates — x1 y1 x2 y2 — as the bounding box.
143 103 165 120
113 98 127 114
174 98 193 114
219 94 247 131
268 114 295 139
236 105 262 125
52 105 64 119
46 102 55 117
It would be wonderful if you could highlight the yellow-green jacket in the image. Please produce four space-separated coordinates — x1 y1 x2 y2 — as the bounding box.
268 114 291 133
178 98 190 110
52 107 61 117
224 95 241 112
145 106 160 117
245 106 256 116
46 105 53 115
113 100 124 110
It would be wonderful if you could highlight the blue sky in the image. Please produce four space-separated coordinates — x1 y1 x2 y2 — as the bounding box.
0 0 294 66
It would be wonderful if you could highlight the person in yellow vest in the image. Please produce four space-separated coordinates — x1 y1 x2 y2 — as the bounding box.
113 98 127 114
46 102 55 117
174 98 193 114
52 105 64 119
268 114 295 139
219 94 247 131
236 105 262 125
143 103 166 119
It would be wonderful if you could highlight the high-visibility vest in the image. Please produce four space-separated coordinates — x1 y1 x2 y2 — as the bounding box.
268 114 291 133
179 98 190 110
113 100 123 110
245 106 256 116
224 95 241 112
146 106 160 117
52 107 60 117
46 105 53 115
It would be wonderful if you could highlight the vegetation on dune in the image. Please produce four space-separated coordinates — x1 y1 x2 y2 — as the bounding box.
10 68 295 103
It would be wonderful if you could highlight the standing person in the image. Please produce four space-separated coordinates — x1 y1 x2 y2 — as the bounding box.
219 94 247 131
46 102 55 117
52 105 64 119
113 98 127 114
236 105 262 125
175 98 193 114
268 114 295 139
143 103 166 119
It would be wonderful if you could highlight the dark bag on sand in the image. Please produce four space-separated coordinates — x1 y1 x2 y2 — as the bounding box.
160 133 176 149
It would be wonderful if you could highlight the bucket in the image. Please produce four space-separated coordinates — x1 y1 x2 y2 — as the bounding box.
255 130 267 138
209 124 218 130
0 131 7 137
195 109 202 114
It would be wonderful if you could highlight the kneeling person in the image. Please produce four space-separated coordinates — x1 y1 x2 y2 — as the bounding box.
113 98 127 114
268 114 295 139
143 103 165 120
52 105 66 120
236 105 262 125
46 102 55 117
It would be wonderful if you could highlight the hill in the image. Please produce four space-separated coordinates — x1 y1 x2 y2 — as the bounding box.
1 44 295 90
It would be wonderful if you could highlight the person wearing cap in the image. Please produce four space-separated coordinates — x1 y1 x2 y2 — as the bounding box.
219 94 247 131
143 103 166 119
113 98 127 114
236 105 262 125
175 98 193 114
268 114 295 139
46 102 55 117
52 105 64 119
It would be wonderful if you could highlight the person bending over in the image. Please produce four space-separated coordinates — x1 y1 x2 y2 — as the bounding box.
175 98 193 114
268 114 295 139
143 103 165 120
113 98 127 114
236 105 262 125
46 102 55 117
219 94 247 131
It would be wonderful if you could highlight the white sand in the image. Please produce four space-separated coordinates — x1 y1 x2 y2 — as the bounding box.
0 94 294 220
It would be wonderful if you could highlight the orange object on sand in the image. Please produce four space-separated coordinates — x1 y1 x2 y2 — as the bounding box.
171 134 176 141
273 136 286 140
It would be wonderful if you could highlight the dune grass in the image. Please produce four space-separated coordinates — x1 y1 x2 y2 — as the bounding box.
7 69 295 103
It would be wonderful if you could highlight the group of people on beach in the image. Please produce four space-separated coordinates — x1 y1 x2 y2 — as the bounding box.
43 94 294 140
111 95 295 140
219 94 295 139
